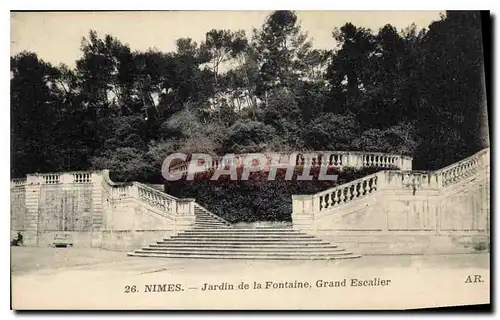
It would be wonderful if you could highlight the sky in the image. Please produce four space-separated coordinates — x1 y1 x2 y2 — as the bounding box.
11 11 444 68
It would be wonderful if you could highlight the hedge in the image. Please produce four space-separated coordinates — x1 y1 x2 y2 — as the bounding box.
164 166 395 223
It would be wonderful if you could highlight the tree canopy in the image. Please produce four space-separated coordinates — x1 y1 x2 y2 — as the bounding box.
11 11 489 181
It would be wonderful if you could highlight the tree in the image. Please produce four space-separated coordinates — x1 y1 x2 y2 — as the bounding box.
326 22 375 111
252 10 313 97
414 11 487 169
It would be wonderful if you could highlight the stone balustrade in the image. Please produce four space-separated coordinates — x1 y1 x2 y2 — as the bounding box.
169 150 413 175
292 148 490 221
134 182 177 216
438 148 489 187
11 178 26 188
315 173 379 213
10 171 97 186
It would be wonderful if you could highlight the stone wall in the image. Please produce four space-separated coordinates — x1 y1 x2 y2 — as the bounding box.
10 170 196 251
10 172 104 247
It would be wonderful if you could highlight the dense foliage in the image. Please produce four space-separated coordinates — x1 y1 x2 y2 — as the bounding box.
165 166 391 222
11 11 488 180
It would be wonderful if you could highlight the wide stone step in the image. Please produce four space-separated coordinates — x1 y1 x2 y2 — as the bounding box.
178 233 310 238
173 233 315 238
127 252 361 260
182 228 300 233
193 226 233 229
194 222 228 225
194 220 225 226
169 236 320 242
158 239 327 245
194 225 229 228
195 216 229 224
142 246 346 253
194 221 227 224
150 243 339 249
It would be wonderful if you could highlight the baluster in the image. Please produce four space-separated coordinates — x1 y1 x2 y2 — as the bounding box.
333 190 339 205
369 178 375 192
363 179 369 195
323 195 329 209
353 182 359 198
327 192 334 207
339 188 346 203
347 185 353 201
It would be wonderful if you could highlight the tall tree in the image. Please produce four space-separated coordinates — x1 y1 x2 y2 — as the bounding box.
252 10 313 97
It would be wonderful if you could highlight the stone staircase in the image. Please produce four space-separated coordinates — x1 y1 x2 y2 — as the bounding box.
128 205 360 260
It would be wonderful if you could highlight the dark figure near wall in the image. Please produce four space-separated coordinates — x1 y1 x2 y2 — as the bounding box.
11 232 23 246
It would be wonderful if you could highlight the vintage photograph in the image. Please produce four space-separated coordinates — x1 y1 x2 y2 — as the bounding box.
10 10 490 310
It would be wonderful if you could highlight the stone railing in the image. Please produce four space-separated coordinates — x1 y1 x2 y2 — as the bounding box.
169 151 413 175
293 148 489 221
10 171 97 187
437 148 489 187
313 173 379 213
295 151 412 170
10 178 26 188
101 170 195 219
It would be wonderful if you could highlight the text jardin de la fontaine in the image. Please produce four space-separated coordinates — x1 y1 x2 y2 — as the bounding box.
200 278 392 291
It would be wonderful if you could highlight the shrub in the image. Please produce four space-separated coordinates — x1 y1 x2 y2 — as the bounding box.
164 166 391 223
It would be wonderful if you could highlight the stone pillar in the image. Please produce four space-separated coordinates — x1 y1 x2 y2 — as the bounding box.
434 172 443 189
292 195 315 231
348 153 361 169
24 174 42 246
90 172 104 247
402 156 413 170
175 198 196 232
376 171 390 190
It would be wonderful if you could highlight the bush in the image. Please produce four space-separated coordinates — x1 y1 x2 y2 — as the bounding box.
164 166 391 223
